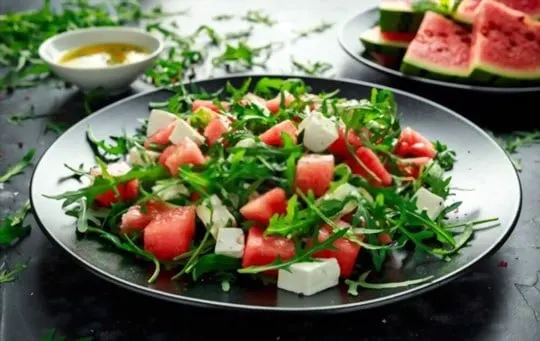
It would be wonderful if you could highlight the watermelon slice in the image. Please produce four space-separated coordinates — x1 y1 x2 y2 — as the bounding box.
295 154 335 197
400 11 473 81
379 0 426 34
360 26 411 66
143 205 197 261
469 0 540 84
454 0 540 25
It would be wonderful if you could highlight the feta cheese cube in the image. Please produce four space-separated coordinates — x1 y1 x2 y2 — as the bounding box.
168 118 205 146
414 187 445 220
215 227 245 258
196 195 236 237
151 181 189 201
244 93 269 113
323 183 361 215
146 109 178 137
235 137 257 148
277 258 340 296
127 147 160 166
299 111 339 152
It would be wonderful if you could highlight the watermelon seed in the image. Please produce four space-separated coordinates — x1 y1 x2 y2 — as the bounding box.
525 32 535 41
460 37 471 44
438 32 448 38
425 30 433 38
509 39 517 47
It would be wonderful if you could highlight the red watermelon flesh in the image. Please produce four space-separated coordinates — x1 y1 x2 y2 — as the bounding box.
455 0 540 24
401 11 472 78
471 0 540 79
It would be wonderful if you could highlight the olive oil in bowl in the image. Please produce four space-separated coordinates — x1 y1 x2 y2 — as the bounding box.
58 42 150 68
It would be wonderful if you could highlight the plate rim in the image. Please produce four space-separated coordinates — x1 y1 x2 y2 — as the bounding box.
29 74 523 313
337 7 540 94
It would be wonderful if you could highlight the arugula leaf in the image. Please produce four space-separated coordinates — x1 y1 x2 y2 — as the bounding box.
293 21 334 40
0 149 35 183
0 200 32 245
45 164 168 208
0 262 27 283
345 270 434 295
86 127 129 158
242 10 276 26
191 254 241 281
291 58 333 76
85 226 160 283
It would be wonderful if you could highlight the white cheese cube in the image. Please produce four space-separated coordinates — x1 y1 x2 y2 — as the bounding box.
277 258 340 296
215 227 245 258
146 109 178 137
127 147 160 166
244 93 270 113
168 118 205 146
323 183 361 215
196 195 236 237
300 111 339 152
151 182 189 201
414 187 445 220
235 137 257 148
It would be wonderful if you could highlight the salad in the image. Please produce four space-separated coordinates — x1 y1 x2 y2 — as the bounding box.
47 77 496 297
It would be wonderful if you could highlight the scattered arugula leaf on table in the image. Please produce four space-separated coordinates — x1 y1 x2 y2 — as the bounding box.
0 200 32 245
0 262 28 283
0 149 36 184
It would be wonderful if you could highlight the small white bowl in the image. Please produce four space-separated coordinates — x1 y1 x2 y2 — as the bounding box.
39 26 164 94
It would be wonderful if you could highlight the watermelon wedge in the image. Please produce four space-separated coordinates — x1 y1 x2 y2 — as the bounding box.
379 0 426 34
400 11 473 81
454 0 540 25
360 26 411 66
469 0 540 84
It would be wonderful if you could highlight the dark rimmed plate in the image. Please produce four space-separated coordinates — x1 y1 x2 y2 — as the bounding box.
30 75 522 313
338 8 540 93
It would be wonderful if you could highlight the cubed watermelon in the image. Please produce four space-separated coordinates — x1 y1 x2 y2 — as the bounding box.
346 147 393 187
204 116 230 146
311 224 361 279
394 127 437 159
327 128 362 160
143 205 197 260
90 162 139 207
239 188 287 225
259 120 298 147
120 201 171 234
161 137 206 175
265 92 295 114
192 99 229 113
241 226 296 276
295 154 335 197
144 121 176 148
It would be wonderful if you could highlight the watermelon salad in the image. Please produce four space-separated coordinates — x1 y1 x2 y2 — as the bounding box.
361 0 540 86
47 77 497 297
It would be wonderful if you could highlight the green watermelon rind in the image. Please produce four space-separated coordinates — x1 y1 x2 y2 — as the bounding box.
379 1 425 34
469 64 540 86
399 59 471 82
360 26 410 58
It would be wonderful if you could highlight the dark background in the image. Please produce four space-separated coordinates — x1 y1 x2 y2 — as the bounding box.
1 0 540 340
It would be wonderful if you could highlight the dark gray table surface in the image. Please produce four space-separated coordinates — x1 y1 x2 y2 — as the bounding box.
1 0 540 340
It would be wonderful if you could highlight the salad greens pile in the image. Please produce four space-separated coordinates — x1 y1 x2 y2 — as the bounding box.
46 77 498 291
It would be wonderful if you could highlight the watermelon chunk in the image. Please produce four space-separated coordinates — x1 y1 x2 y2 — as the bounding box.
259 120 298 146
360 26 411 66
204 116 230 146
265 92 295 114
469 0 540 84
346 147 393 187
89 161 139 207
239 188 287 225
396 156 431 178
454 0 540 25
327 127 363 160
241 226 296 276
311 224 361 279
120 201 171 234
192 99 229 113
295 154 335 197
379 0 426 34
143 205 197 260
394 127 437 159
161 137 206 175
144 121 176 149
400 11 473 81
